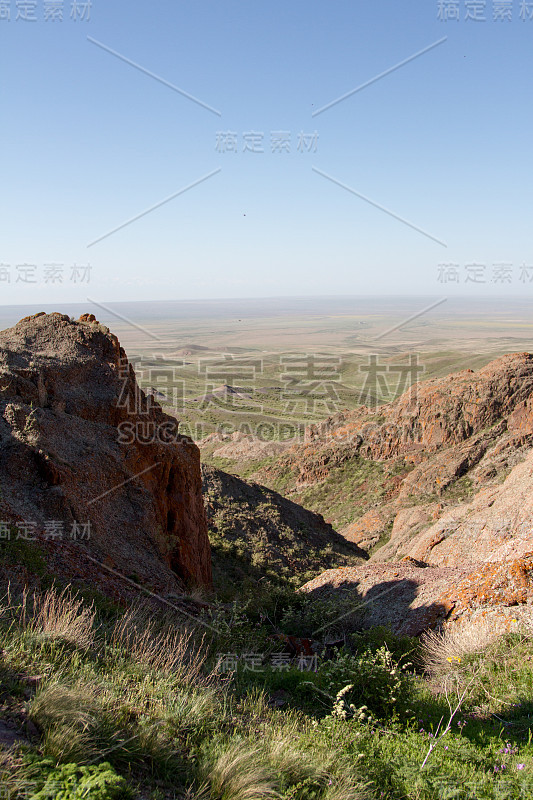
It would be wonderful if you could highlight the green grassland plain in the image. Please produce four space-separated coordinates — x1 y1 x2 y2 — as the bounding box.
105 296 533 443
1 296 532 443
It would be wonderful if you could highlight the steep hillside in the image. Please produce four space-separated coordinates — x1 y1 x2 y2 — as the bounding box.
285 353 533 636
298 431 533 638
202 464 366 594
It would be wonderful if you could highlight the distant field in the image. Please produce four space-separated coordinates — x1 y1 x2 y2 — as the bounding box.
1 296 532 441
128 347 504 442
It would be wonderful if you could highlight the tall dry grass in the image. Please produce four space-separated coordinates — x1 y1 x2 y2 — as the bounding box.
0 749 40 797
420 617 505 676
324 775 370 800
28 587 96 650
202 739 280 800
29 680 101 731
28 679 103 764
111 603 207 685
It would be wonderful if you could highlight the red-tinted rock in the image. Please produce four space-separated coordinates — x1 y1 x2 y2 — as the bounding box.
0 313 211 597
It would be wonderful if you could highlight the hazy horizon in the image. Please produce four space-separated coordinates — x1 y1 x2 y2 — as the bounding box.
1 294 531 360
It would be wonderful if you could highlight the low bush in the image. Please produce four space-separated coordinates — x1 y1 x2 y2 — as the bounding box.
31 762 131 800
313 645 412 719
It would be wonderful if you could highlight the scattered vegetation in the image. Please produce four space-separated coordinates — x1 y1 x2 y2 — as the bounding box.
441 475 475 503
203 465 365 598
1 584 533 798
251 455 411 532
290 457 389 530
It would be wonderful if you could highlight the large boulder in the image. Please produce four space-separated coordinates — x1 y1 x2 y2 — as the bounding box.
300 562 464 637
300 553 533 638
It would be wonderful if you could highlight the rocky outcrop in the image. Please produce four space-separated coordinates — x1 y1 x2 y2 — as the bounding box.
300 562 465 637
255 353 533 553
0 312 212 597
300 555 533 637
200 430 291 461
306 353 533 462
373 448 533 567
265 353 533 633
299 432 533 634
342 507 397 551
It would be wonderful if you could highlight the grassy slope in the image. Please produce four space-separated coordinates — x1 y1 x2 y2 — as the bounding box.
202 465 366 598
245 455 414 532
2 584 533 799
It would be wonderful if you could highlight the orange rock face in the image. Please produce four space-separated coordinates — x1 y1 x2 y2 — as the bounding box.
302 352 533 462
342 508 394 550
291 354 533 633
259 354 533 512
0 313 211 597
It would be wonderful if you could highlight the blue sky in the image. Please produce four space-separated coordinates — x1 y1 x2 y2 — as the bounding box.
1 0 533 304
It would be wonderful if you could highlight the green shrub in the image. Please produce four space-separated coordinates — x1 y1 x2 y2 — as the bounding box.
279 593 364 639
31 762 131 800
350 626 420 665
315 646 411 718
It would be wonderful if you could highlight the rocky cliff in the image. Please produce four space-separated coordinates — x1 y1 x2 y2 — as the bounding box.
255 353 533 548
256 353 533 635
0 312 211 597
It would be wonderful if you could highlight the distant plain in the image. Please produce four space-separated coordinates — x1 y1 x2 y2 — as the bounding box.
1 296 531 440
